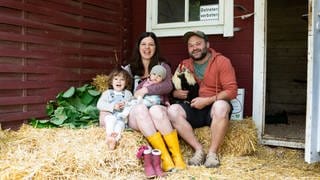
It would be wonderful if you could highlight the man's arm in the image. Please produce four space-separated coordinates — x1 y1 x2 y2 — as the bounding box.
172 89 189 100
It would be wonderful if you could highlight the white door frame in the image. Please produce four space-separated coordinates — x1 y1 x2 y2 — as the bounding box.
305 0 320 163
252 0 266 144
253 0 310 150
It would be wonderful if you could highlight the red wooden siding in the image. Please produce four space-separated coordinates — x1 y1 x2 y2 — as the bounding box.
130 0 254 117
0 0 130 129
0 0 254 129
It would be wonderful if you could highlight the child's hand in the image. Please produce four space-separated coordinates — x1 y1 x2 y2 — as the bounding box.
114 102 125 110
164 101 171 107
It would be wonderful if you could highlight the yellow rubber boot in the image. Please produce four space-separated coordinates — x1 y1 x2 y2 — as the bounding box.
147 132 175 172
163 130 186 170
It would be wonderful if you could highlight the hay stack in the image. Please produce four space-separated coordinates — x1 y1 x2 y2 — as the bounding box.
0 126 147 179
180 118 257 159
220 118 257 156
1 119 320 179
0 119 257 179
91 74 109 92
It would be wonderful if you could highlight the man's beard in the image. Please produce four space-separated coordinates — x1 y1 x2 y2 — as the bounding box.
190 49 207 61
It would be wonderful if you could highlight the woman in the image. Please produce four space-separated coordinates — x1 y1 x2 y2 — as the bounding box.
125 32 186 172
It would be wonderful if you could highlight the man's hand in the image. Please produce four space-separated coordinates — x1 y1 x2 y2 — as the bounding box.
134 87 148 98
172 89 189 99
190 97 211 109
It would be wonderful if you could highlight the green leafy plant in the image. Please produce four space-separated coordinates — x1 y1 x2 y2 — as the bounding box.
30 84 101 128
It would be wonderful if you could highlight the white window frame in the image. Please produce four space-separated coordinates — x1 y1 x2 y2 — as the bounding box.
146 0 234 37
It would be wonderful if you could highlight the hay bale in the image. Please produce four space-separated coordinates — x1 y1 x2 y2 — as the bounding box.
91 74 109 92
220 118 258 156
180 118 258 158
0 119 257 179
2 119 319 179
0 125 147 179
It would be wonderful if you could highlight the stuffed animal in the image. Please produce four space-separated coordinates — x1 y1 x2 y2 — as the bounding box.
171 64 199 103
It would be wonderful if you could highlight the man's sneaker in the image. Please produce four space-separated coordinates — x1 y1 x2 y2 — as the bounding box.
188 149 205 166
204 152 220 168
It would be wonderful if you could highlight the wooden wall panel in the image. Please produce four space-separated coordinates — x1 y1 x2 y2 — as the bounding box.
0 0 130 129
266 0 307 115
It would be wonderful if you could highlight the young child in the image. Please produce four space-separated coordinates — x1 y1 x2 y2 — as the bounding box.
137 65 169 107
97 68 133 150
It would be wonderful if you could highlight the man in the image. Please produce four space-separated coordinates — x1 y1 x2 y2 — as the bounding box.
168 30 238 168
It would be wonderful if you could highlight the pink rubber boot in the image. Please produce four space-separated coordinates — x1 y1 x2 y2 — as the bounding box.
152 149 165 177
143 148 156 178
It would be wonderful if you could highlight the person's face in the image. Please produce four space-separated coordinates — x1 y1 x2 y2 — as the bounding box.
112 74 126 92
149 73 163 83
139 36 156 60
187 36 208 61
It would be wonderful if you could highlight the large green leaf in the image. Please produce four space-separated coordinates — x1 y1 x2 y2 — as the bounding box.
57 100 71 107
29 118 57 128
81 91 94 105
65 106 80 118
56 92 64 99
90 97 100 107
50 107 68 125
80 116 91 121
61 123 76 129
63 87 75 98
32 83 100 129
77 84 88 93
68 96 86 112
83 105 99 119
88 89 100 96
51 117 66 125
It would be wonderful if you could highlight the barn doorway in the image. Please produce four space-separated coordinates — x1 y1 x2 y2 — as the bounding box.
263 0 308 147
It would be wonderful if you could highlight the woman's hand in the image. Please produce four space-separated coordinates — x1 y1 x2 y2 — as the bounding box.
134 87 148 98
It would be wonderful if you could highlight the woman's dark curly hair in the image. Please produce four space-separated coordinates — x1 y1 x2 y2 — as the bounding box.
107 68 132 91
129 32 166 76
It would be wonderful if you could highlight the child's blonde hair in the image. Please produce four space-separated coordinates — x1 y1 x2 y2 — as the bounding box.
108 68 132 91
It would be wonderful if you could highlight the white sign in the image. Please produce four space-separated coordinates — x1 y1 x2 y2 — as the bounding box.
200 5 219 21
231 88 245 120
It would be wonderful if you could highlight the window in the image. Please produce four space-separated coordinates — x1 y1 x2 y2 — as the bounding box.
146 0 234 37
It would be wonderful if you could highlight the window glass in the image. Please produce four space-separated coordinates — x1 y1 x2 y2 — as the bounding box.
158 0 185 23
189 0 219 21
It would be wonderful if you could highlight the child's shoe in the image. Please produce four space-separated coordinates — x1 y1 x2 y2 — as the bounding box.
152 149 165 177
142 147 156 178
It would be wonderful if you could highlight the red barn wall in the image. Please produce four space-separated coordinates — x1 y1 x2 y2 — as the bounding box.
129 0 254 117
0 0 254 129
0 0 131 129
